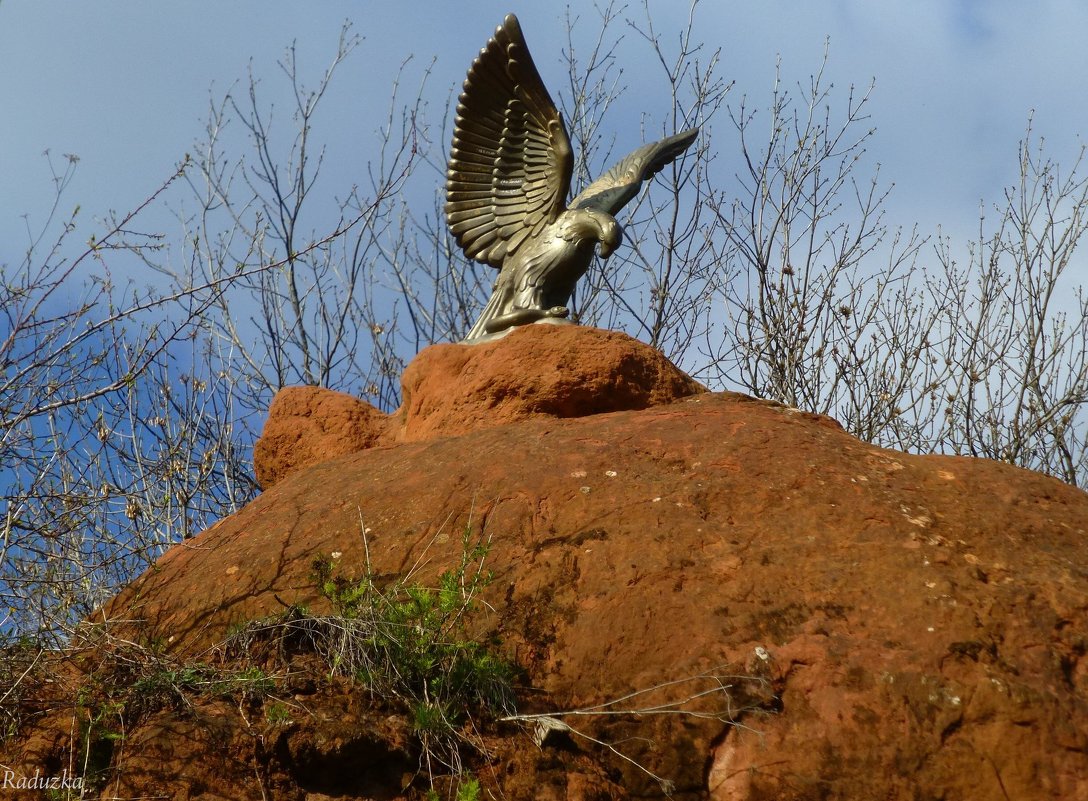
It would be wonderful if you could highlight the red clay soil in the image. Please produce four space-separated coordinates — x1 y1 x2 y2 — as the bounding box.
6 325 1088 800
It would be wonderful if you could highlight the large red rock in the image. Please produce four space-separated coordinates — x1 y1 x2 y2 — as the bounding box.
389 323 706 443
112 406 1088 796
7 326 1088 799
253 325 705 488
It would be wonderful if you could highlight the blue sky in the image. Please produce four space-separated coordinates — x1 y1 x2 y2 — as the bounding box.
3 1 1088 278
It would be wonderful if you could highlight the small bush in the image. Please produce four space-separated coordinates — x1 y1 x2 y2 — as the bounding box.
234 529 518 775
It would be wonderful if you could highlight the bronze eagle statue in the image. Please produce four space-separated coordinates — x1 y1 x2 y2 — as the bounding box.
446 13 699 342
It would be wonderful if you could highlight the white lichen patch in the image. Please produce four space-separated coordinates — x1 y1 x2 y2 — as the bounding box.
901 505 932 528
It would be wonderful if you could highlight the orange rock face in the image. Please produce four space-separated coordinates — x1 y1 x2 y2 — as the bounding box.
9 326 1088 799
252 385 387 489
253 325 706 487
391 324 706 443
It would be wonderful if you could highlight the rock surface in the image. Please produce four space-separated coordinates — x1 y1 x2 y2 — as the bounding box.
253 325 705 488
6 325 1088 800
252 385 387 489
389 323 707 444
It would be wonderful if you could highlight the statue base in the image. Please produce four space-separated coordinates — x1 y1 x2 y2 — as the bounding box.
254 324 706 488
463 315 575 344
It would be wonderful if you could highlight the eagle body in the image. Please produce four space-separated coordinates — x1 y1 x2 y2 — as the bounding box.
464 208 620 340
446 14 698 342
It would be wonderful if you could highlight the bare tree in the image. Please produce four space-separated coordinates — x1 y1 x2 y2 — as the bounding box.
700 44 926 408
556 0 731 361
925 121 1088 482
0 154 263 641
162 23 433 414
694 42 1087 485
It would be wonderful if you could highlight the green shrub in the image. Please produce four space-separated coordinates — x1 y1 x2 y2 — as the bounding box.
244 528 518 774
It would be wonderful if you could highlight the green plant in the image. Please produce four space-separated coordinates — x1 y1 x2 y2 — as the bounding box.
309 531 517 717
19 635 286 797
423 774 481 801
118 658 275 718
237 527 518 778
264 701 292 725
456 776 482 801
77 698 125 794
319 530 515 772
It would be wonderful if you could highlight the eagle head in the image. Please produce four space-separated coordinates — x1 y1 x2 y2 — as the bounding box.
562 208 622 259
596 215 622 259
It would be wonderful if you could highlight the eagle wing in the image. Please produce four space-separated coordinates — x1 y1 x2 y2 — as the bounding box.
569 128 699 215
445 14 574 269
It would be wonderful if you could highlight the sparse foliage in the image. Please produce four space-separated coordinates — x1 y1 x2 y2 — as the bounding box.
924 125 1088 479
164 23 435 414
0 630 282 797
0 154 259 645
231 528 516 778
